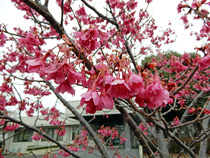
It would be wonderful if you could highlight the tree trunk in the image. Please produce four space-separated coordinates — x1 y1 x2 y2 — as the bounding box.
199 98 210 158
155 127 170 158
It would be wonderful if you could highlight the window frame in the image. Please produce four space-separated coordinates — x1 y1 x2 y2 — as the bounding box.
13 128 33 142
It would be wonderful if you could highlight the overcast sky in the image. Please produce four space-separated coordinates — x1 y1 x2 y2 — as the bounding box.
0 0 204 53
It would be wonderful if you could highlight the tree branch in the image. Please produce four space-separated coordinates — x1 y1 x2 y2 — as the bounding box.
80 0 116 25
46 81 111 158
61 0 64 26
115 101 155 158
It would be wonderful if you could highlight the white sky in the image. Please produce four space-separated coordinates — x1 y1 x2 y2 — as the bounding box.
0 0 204 53
0 0 205 114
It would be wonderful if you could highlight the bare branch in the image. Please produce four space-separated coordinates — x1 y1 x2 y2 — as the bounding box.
61 0 64 26
80 0 116 25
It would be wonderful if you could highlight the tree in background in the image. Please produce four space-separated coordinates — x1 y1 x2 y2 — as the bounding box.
0 0 210 158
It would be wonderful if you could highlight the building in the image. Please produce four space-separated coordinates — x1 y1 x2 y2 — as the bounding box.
2 100 143 158
2 114 79 156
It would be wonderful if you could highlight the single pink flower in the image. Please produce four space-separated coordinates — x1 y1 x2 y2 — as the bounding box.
127 73 144 97
55 128 67 136
120 137 127 144
4 123 19 131
199 55 210 70
146 0 152 4
26 59 46 76
75 7 87 18
107 79 131 99
26 107 34 117
0 30 7 47
0 95 6 110
55 80 75 95
188 107 196 114
45 63 70 84
31 133 44 141
26 52 50 76
101 94 114 109
45 63 81 85
81 90 103 114
203 109 210 115
40 109 48 115
58 150 71 157
171 116 179 126
0 119 5 125
139 122 148 136
144 81 169 109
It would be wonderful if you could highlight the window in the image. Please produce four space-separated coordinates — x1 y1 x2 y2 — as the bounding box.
42 127 63 141
72 126 79 140
13 129 33 142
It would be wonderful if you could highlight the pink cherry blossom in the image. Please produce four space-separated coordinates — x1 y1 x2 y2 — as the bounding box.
81 90 102 114
18 32 43 52
0 95 6 110
58 150 71 157
40 109 48 115
74 28 100 53
4 123 19 131
31 133 44 141
55 80 75 95
144 81 170 109
146 0 152 4
101 94 114 109
107 79 131 99
0 30 7 47
26 57 47 77
127 73 144 97
188 107 196 114
139 122 148 136
0 119 5 125
120 137 127 144
0 82 13 93
55 128 67 136
26 107 34 117
75 7 87 18
198 55 210 70
171 116 180 126
55 122 67 136
45 63 71 84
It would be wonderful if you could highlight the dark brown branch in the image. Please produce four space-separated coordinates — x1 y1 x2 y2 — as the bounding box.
44 0 49 7
80 0 116 25
68 2 82 31
168 132 197 158
115 102 155 158
61 0 64 26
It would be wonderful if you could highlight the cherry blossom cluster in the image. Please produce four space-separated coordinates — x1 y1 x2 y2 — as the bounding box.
98 125 127 145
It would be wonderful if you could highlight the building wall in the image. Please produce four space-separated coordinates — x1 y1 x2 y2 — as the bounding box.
3 101 142 157
4 125 78 153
